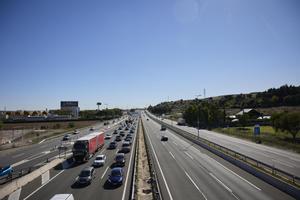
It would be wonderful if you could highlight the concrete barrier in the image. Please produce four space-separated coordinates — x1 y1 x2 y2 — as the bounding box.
0 158 65 200
147 113 300 199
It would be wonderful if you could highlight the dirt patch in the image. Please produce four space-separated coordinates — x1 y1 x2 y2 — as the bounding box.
136 120 153 200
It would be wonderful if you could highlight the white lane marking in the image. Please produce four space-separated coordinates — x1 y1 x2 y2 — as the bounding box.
210 173 232 192
8 188 21 200
23 170 65 200
185 152 194 160
212 159 261 191
38 139 46 144
12 153 25 158
101 167 109 179
41 170 50 185
185 171 207 200
145 127 174 200
11 159 29 167
169 152 176 160
121 126 137 200
173 141 177 146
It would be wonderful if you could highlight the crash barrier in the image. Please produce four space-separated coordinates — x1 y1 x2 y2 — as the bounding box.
147 112 300 199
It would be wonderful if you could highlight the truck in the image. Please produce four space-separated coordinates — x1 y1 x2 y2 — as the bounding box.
177 118 186 126
72 132 104 162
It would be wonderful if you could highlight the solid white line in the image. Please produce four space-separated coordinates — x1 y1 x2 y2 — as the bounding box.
145 126 174 200
8 188 21 200
11 159 29 168
185 152 194 160
209 173 232 192
101 167 109 179
121 125 137 200
38 139 46 144
213 159 261 191
169 152 175 160
23 170 65 200
185 171 207 200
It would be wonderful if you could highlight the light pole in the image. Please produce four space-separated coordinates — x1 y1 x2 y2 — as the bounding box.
195 95 201 140
97 102 102 111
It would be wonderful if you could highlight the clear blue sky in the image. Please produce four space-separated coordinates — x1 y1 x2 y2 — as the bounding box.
0 0 299 110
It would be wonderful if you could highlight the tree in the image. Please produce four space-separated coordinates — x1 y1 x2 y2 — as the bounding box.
0 120 3 129
272 112 300 141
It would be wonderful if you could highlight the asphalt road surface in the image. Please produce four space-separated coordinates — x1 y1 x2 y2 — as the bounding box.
142 113 295 200
146 111 300 177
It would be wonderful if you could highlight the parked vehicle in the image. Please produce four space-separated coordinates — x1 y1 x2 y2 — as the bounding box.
93 155 106 167
50 194 74 200
72 132 104 162
76 167 95 185
108 167 123 186
0 165 13 177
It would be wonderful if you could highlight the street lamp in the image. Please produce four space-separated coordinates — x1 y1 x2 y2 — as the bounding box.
195 95 201 140
97 102 102 111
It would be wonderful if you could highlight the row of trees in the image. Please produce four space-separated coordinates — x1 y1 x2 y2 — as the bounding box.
272 112 300 141
79 108 123 120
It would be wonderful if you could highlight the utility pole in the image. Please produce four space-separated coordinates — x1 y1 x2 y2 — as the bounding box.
195 95 201 139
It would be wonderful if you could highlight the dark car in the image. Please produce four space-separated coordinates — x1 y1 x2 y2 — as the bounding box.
115 153 125 166
118 127 122 130
118 147 130 154
122 141 130 147
113 130 118 134
120 132 125 137
76 167 95 185
0 166 13 177
62 134 71 141
125 127 129 131
161 135 168 141
160 125 167 131
108 167 123 186
124 137 132 144
108 141 117 149
115 135 122 142
129 129 134 134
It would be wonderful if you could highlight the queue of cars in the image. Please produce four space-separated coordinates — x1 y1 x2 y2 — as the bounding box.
73 118 137 188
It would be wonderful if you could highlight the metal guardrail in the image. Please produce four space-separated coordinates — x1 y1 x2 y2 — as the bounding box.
141 119 162 200
147 112 300 187
130 119 139 200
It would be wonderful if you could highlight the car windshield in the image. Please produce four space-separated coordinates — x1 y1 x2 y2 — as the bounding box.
111 170 121 176
96 156 103 160
116 155 124 160
79 170 90 177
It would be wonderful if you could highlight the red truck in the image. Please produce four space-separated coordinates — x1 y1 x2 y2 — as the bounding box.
72 131 104 162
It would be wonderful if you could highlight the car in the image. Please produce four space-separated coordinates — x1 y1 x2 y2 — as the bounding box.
118 147 130 154
93 155 106 167
115 135 122 142
118 127 122 130
161 135 168 141
115 153 125 166
122 141 130 147
161 125 166 131
108 141 118 149
105 134 112 140
90 127 94 131
73 129 80 134
147 119 149 121
108 167 123 186
120 132 125 137
124 137 132 144
76 167 95 185
125 127 129 131
129 129 134 134
50 194 74 200
0 165 13 177
62 134 71 141
113 130 118 134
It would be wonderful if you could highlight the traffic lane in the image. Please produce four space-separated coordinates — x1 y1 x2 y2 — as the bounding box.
22 124 136 200
147 118 295 200
149 113 300 176
143 118 208 200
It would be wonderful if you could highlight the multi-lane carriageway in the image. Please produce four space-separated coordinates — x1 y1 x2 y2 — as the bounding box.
1 112 297 200
141 113 295 200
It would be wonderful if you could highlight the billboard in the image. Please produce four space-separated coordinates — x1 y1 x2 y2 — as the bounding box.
61 101 78 107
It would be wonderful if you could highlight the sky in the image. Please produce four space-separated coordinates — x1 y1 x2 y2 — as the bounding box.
0 0 299 110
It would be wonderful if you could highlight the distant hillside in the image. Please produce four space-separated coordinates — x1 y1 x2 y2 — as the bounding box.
148 85 300 116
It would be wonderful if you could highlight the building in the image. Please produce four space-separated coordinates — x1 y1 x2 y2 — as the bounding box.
60 101 80 118
235 109 262 119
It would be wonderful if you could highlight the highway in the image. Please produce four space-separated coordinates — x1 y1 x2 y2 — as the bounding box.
146 111 300 177
0 118 126 175
2 117 138 200
142 113 295 200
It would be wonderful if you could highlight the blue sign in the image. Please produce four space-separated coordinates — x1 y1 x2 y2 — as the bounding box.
254 125 260 136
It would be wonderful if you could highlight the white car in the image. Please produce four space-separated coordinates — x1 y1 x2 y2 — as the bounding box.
93 155 106 167
50 194 74 200
105 134 112 139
